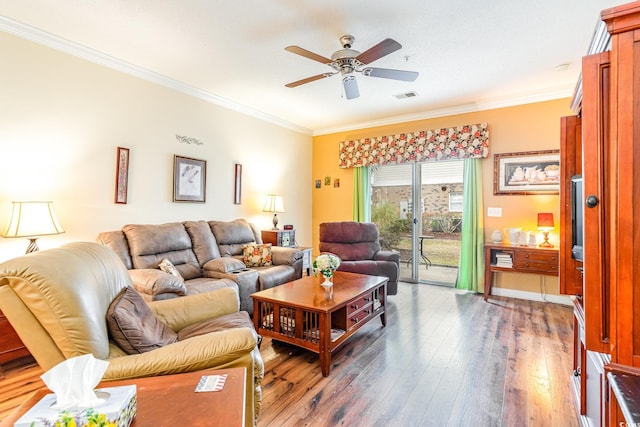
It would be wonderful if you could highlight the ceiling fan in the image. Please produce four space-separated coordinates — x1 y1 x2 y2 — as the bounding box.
284 35 419 100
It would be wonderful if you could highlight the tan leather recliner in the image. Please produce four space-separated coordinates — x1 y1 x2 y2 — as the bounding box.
0 242 263 427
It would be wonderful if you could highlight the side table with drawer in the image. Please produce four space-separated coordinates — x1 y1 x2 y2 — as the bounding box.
0 309 30 363
484 243 559 301
261 229 295 247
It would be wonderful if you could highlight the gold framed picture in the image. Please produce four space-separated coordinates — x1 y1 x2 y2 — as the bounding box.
493 150 560 195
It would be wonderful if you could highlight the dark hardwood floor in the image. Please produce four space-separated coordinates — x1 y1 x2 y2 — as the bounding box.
0 282 578 426
257 283 577 427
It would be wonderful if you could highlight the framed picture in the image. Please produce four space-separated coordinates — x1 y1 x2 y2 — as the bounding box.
493 150 560 195
173 155 206 202
233 163 242 205
115 147 129 204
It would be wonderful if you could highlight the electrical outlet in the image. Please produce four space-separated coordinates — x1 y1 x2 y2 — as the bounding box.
487 207 502 217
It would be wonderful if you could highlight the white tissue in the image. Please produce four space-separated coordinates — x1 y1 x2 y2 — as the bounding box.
40 354 109 410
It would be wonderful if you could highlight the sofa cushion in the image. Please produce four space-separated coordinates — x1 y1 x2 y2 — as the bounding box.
255 265 297 290
96 230 133 270
243 244 273 267
177 311 256 341
123 223 201 280
106 287 178 354
210 219 256 257
184 278 240 298
159 258 184 280
128 269 187 298
183 220 221 265
203 257 246 273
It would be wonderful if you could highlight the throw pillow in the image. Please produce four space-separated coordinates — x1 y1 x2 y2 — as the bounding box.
158 258 183 280
106 286 178 354
243 243 273 267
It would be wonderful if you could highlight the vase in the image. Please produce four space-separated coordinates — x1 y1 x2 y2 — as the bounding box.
321 273 333 288
491 229 504 243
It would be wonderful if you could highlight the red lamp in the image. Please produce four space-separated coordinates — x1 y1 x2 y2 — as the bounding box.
537 213 554 248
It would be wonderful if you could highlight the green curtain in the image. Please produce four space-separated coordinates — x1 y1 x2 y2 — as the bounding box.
352 166 370 222
456 158 485 292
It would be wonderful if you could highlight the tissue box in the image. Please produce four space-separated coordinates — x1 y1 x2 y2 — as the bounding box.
14 385 136 427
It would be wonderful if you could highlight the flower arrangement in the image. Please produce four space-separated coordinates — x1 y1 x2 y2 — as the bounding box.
313 253 341 278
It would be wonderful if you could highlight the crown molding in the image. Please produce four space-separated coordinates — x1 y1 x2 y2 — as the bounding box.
0 15 583 138
0 16 312 136
313 86 573 136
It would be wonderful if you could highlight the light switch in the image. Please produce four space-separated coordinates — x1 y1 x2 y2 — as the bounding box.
487 207 502 217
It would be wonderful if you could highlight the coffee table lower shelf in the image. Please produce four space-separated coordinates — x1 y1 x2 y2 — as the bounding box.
251 272 387 377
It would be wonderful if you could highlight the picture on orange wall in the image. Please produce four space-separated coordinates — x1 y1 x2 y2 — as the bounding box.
324 176 331 186
334 179 340 188
115 147 129 204
494 150 560 195
315 180 321 189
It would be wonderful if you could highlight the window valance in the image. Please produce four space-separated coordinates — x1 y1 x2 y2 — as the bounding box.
338 123 489 168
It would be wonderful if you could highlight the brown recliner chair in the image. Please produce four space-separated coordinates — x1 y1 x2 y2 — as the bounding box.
319 221 400 295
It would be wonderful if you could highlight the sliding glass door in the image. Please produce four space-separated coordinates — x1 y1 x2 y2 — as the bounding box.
370 160 463 285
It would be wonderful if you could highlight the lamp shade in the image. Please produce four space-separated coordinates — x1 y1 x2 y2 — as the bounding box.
537 213 554 231
2 201 65 238
262 194 285 213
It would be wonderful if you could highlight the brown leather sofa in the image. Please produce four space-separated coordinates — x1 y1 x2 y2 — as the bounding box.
0 242 263 427
98 219 303 315
319 221 400 295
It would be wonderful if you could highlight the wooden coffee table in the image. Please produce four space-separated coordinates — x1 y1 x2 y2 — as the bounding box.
251 271 387 376
0 367 246 427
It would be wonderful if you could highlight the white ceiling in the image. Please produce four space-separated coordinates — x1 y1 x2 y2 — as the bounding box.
0 0 620 135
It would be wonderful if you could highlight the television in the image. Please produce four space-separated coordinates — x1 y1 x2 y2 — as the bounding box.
571 175 584 261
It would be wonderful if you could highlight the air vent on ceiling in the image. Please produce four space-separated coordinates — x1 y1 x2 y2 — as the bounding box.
394 91 418 99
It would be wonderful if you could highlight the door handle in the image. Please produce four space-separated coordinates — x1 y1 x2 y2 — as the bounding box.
586 195 599 208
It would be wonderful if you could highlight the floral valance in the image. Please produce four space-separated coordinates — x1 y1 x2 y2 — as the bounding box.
338 123 489 168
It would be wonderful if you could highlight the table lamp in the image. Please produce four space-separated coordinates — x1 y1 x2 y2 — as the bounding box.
537 212 554 248
262 194 285 230
2 201 65 253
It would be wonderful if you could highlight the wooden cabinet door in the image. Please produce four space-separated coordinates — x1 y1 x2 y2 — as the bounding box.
559 115 583 296
605 18 640 367
581 51 611 354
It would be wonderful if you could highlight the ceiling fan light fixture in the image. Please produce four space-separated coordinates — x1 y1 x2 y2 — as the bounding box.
342 74 360 100
284 35 418 98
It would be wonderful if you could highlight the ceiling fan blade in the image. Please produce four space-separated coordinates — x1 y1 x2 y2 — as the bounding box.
343 75 360 100
356 38 402 64
362 67 419 82
285 46 333 64
285 73 334 88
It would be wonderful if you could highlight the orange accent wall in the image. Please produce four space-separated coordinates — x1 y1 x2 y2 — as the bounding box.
312 98 574 295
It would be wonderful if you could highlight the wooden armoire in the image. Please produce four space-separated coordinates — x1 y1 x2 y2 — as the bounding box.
560 2 640 425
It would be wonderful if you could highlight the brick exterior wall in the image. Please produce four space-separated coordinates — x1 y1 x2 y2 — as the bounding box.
371 182 464 217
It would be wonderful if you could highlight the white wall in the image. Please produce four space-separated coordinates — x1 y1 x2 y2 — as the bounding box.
0 31 312 261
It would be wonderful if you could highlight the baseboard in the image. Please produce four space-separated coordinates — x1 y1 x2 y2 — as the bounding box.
490 287 573 306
